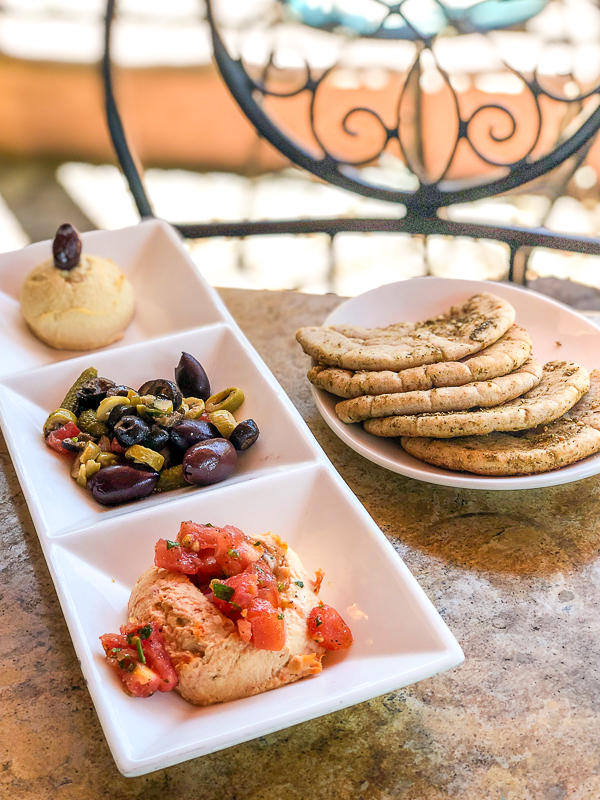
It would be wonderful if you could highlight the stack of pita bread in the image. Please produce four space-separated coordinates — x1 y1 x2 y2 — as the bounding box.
296 292 600 476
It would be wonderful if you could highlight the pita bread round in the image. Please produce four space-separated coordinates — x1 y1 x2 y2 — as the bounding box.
400 368 600 475
335 358 542 423
400 420 600 476
363 361 590 439
296 293 516 372
307 325 532 399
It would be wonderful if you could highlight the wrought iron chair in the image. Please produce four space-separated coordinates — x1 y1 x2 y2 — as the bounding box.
102 0 600 285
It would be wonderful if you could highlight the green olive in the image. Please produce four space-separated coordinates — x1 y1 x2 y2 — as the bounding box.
205 387 244 414
96 451 119 468
125 444 165 472
96 396 130 422
183 397 205 420
43 408 78 438
80 441 101 463
208 410 238 438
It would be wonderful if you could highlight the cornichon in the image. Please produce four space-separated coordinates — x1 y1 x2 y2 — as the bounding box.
60 367 98 412
156 464 187 493
77 409 109 439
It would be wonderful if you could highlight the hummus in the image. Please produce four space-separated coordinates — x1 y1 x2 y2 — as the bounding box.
20 254 134 350
128 534 325 705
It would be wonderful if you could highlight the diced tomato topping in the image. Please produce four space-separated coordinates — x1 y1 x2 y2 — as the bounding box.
100 632 162 697
211 572 259 618
237 618 252 643
213 525 263 576
46 422 81 454
122 622 178 692
308 604 353 650
155 538 204 574
100 622 178 698
247 560 277 590
246 598 285 651
178 521 220 550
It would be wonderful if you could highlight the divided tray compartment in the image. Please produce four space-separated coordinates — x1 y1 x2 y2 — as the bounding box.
50 464 462 776
0 221 464 776
0 219 229 378
0 324 320 537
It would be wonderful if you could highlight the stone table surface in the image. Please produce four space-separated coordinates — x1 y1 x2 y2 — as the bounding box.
2 287 600 800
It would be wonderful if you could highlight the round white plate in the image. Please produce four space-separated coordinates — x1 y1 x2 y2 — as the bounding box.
311 277 600 491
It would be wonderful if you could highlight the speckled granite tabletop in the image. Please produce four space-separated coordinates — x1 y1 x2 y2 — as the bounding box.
2 287 599 800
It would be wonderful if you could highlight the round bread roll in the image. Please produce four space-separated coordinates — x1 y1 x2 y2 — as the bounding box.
20 254 134 350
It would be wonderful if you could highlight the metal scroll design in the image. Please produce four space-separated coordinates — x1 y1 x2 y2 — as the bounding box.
208 0 600 213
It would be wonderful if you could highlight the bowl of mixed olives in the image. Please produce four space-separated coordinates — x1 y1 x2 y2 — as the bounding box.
42 352 260 506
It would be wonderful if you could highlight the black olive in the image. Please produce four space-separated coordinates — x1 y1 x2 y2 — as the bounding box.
137 379 183 411
229 419 260 451
106 403 138 431
53 223 81 271
106 385 134 398
113 416 150 448
175 352 211 401
143 426 170 452
171 419 218 451
182 439 237 486
88 464 158 506
75 377 116 411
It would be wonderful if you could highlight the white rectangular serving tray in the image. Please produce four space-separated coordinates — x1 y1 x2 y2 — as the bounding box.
0 219 463 776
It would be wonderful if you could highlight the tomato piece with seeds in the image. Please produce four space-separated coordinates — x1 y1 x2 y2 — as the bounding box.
308 604 353 650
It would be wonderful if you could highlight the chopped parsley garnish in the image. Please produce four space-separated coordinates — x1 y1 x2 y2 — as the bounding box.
166 540 179 550
110 647 121 653
315 616 323 628
294 581 304 588
253 541 262 547
277 613 284 620
134 637 146 663
211 581 235 602
227 548 240 559
137 625 153 640
277 583 284 592
204 523 214 528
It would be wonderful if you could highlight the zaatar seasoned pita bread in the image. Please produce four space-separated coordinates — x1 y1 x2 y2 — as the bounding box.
307 325 532 399
335 358 542 423
296 293 516 372
401 370 600 476
364 361 590 439
567 368 600 429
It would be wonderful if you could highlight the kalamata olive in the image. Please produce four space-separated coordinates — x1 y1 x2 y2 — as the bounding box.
143 426 170 452
175 352 211 401
113 416 150 448
171 419 218 451
106 403 138 431
53 223 81 270
75 377 116 411
106 385 134 398
182 439 237 486
88 464 158 506
137 379 182 411
229 419 260 451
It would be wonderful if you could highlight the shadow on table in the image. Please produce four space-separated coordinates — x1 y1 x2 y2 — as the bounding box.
346 459 600 577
